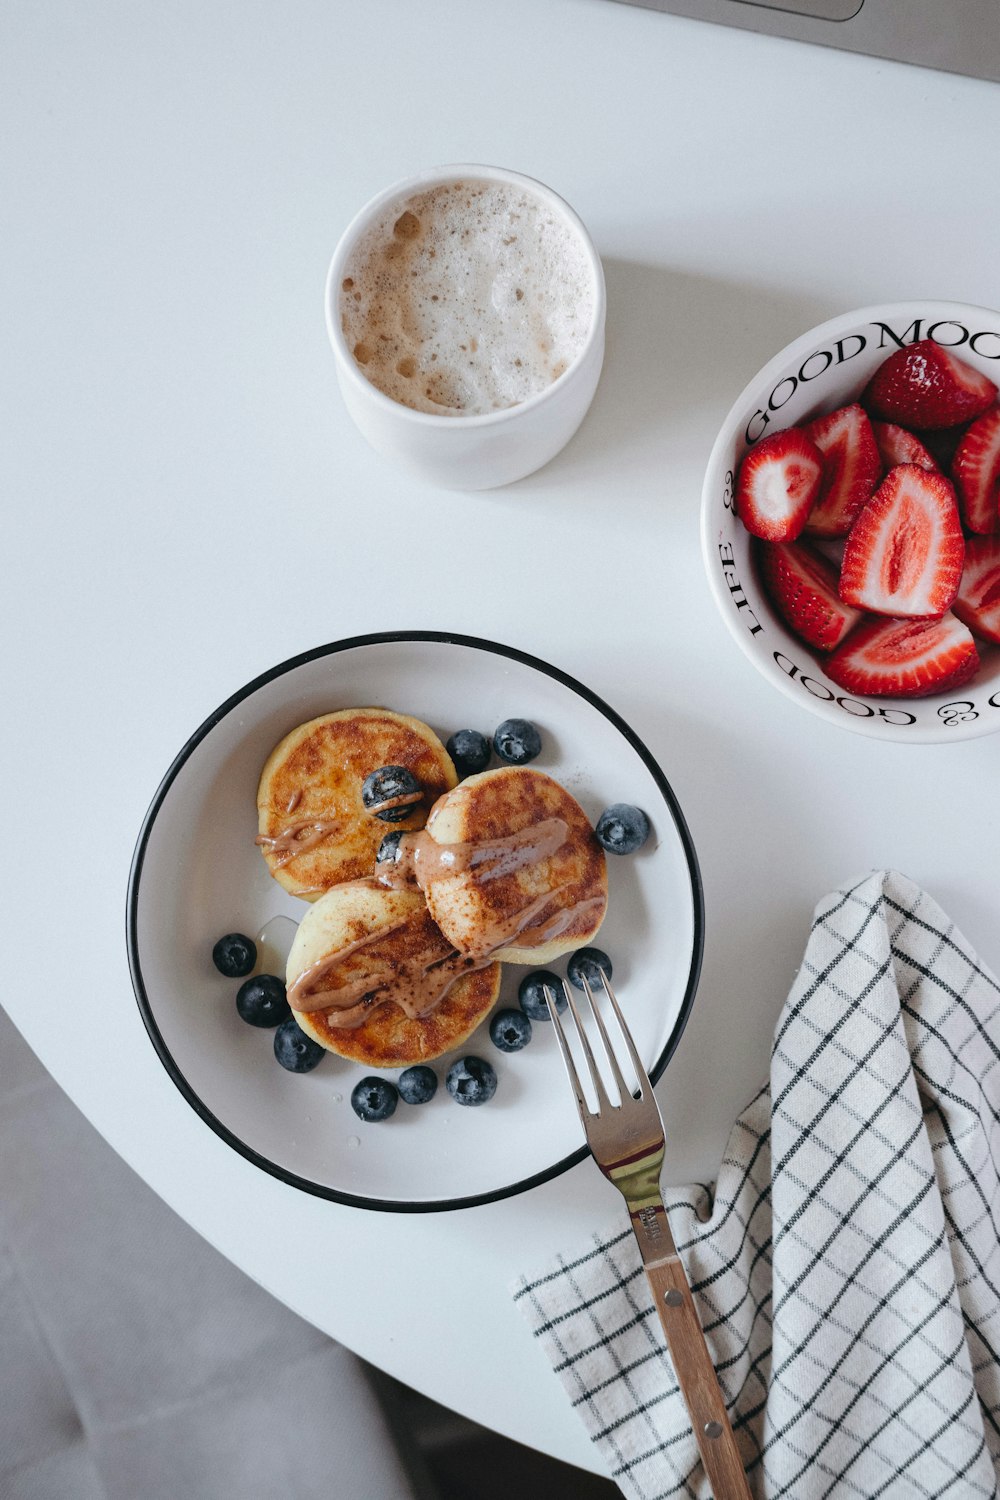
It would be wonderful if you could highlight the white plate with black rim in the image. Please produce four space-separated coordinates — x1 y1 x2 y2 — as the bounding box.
127 632 703 1212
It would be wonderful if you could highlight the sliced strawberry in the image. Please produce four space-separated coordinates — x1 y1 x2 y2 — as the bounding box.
839 464 964 618
952 406 1000 534
863 339 997 430
826 614 979 698
871 421 939 474
756 538 863 651
803 404 881 536
953 536 1000 644
736 428 823 541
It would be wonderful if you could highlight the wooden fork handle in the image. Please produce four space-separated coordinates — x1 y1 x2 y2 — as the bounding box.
641 1253 753 1499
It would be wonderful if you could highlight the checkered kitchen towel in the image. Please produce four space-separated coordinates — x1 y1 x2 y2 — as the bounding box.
514 871 1000 1498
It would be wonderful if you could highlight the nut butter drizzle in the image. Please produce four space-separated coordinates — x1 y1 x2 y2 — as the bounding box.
367 789 423 817
257 787 421 870
255 818 344 868
504 891 606 954
288 915 493 1028
379 816 570 888
289 817 603 1028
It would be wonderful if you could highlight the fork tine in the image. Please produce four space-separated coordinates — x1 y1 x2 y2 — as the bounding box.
580 971 633 1103
596 969 652 1094
559 979 615 1114
544 984 591 1119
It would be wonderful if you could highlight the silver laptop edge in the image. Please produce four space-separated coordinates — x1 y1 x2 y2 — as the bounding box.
610 0 1000 85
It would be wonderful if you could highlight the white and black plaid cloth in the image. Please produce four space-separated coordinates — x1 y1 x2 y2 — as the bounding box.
514 870 1000 1498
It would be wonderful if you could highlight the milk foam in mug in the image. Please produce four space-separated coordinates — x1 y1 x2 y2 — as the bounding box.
325 165 606 490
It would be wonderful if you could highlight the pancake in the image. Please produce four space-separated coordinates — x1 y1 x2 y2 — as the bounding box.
392 766 607 965
285 878 501 1067
256 708 457 900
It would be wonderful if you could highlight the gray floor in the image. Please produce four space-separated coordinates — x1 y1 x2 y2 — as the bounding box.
0 1006 421 1500
0 1008 619 1500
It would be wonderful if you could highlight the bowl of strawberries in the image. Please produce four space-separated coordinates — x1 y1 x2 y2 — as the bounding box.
701 300 1000 741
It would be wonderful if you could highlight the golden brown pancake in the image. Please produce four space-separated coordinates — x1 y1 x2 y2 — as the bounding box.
256 708 457 900
410 766 607 964
285 879 501 1067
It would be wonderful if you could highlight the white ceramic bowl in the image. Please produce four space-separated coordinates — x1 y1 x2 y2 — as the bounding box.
325 165 606 491
127 633 702 1212
701 300 1000 743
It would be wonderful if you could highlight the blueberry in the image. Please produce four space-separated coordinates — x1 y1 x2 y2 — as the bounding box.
361 765 422 822
273 1016 326 1072
445 1056 498 1106
236 973 290 1027
595 804 651 856
489 1008 532 1052
446 729 491 778
212 932 257 977
376 830 405 866
397 1065 437 1105
351 1076 399 1122
518 970 567 1020
567 947 613 992
493 718 541 766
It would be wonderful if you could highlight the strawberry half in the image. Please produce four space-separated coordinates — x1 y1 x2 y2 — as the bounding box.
952 406 1000 534
736 428 823 541
871 421 939 474
757 538 862 651
953 536 1000 644
839 464 964 618
826 614 979 698
863 339 997 430
803 404 880 536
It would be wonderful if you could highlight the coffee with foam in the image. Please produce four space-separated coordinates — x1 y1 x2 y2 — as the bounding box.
338 179 595 417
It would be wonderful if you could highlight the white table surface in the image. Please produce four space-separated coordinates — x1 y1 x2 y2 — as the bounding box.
5 0 1000 1476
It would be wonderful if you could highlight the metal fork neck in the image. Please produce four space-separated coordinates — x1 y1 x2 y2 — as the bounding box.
606 1149 679 1268
629 1197 680 1270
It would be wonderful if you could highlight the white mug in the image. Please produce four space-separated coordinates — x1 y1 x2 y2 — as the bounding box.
325 164 606 491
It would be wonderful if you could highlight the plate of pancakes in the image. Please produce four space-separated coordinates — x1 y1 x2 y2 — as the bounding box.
128 632 703 1211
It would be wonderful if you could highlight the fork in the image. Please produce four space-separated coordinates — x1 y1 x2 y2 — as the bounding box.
545 973 753 1500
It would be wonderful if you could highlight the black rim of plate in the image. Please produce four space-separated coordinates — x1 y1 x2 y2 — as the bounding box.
126 630 705 1213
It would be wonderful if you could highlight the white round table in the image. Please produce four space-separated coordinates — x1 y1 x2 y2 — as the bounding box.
5 0 1000 1475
